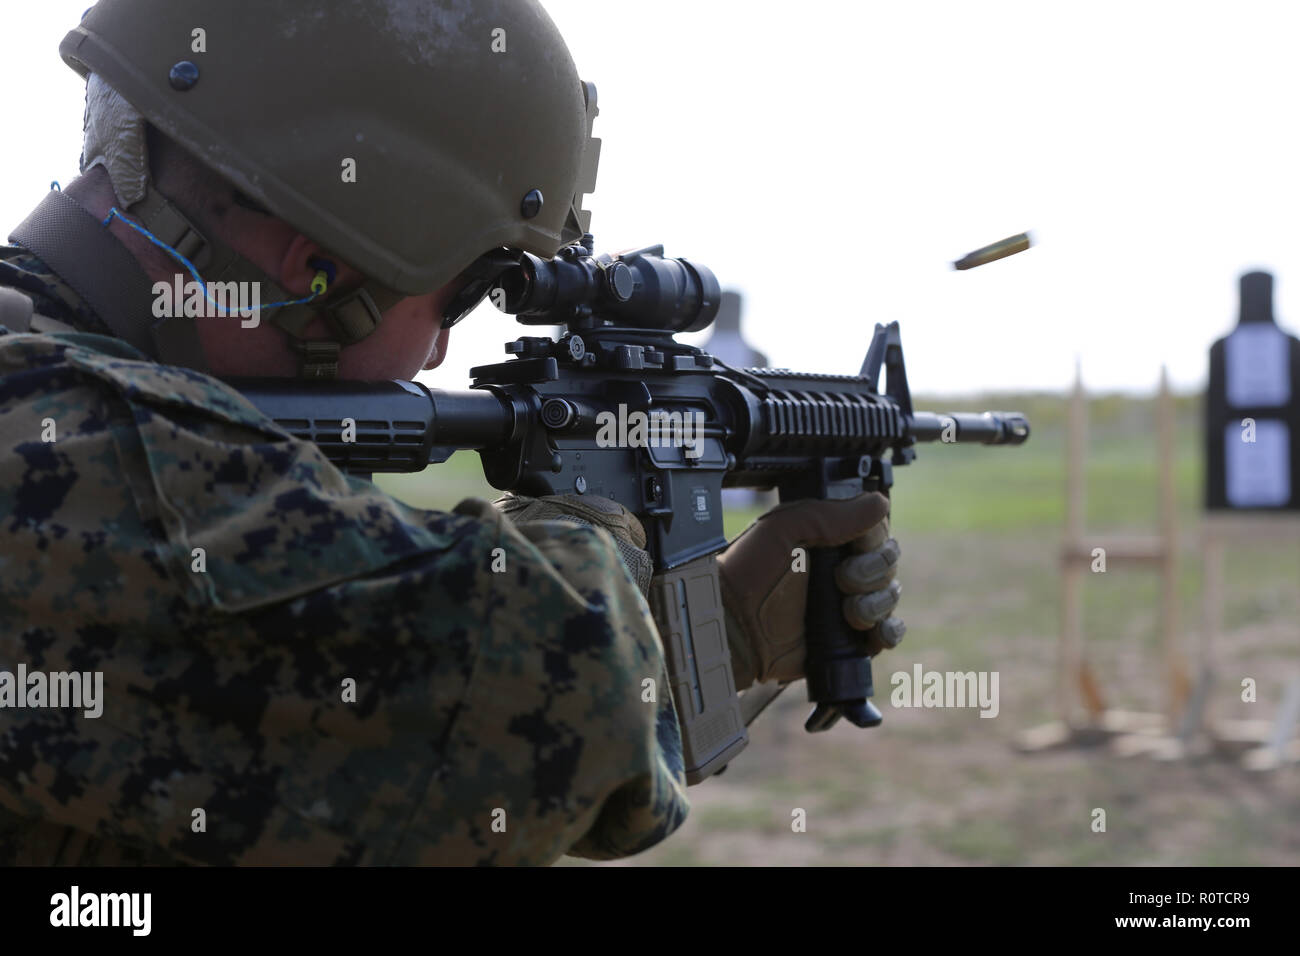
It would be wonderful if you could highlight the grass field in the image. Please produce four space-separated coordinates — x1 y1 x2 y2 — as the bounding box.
376 390 1300 866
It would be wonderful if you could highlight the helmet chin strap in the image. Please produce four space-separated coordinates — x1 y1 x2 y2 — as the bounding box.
128 184 403 378
267 282 405 379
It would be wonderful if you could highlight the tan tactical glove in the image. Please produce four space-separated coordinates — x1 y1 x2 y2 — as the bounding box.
717 492 904 689
492 493 654 595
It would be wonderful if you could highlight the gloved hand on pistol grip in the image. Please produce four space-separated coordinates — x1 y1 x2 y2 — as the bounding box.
716 492 905 690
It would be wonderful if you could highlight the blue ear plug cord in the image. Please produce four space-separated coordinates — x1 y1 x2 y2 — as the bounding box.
102 206 324 314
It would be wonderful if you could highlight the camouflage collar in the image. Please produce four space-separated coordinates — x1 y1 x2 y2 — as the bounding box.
0 246 113 336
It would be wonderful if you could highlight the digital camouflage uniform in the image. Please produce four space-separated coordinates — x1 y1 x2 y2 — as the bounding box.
0 249 689 865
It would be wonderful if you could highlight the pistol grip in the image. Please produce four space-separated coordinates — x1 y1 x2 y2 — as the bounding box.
802 545 882 733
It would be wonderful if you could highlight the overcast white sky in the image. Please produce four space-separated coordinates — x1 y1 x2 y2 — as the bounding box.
4 1 1298 396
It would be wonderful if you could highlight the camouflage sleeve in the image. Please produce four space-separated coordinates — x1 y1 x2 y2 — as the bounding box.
0 328 688 865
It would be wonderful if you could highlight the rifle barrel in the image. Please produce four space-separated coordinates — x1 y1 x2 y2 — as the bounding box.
909 411 1030 445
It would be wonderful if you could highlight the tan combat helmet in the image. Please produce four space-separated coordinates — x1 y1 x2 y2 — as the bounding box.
56 0 600 376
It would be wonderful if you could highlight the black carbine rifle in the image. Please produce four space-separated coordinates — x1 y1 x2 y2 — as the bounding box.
230 235 1030 783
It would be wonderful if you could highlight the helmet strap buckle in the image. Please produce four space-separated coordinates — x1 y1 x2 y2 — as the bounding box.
293 339 341 379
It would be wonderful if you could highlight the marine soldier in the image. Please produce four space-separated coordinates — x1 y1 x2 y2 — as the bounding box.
0 0 904 865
